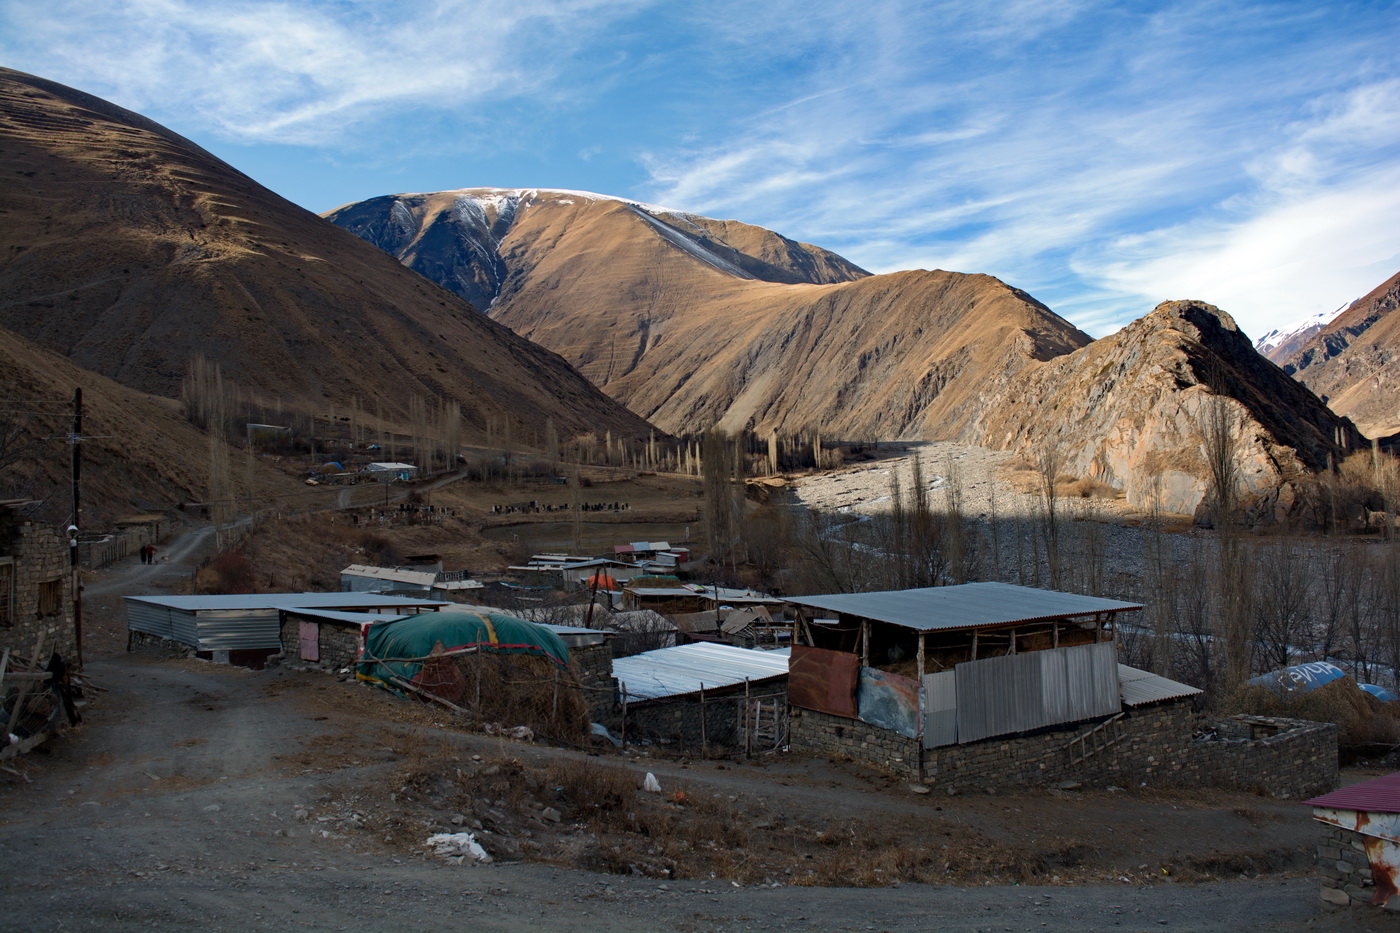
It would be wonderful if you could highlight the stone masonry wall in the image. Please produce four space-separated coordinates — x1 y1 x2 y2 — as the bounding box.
570 642 614 723
1316 823 1377 908
278 616 363 671
788 706 923 778
1 518 76 660
626 681 787 751
790 700 1337 798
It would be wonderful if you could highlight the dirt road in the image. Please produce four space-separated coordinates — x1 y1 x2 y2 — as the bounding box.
3 653 1395 933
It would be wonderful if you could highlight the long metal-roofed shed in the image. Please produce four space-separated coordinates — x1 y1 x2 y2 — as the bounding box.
786 581 1143 682
127 593 450 667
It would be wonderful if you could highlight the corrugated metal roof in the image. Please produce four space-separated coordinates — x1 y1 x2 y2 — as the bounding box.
125 593 449 612
1117 664 1203 706
785 582 1142 632
342 565 438 586
612 644 790 701
284 608 413 625
1304 771 1400 814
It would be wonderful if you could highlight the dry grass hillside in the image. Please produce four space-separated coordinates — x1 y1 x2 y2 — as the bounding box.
1280 269 1400 439
0 71 654 447
0 323 302 522
979 300 1362 515
327 188 1092 439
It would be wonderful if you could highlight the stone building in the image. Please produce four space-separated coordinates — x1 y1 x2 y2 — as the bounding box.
1305 771 1400 910
0 500 76 660
782 582 1337 797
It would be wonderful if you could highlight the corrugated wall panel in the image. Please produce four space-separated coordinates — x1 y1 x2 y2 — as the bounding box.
922 670 958 748
957 650 1045 743
194 609 282 651
126 601 176 640
1065 641 1120 721
954 642 1120 744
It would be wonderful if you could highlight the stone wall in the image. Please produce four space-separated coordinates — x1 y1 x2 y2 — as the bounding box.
1315 823 1378 908
788 706 922 776
278 615 365 671
625 680 787 751
0 515 76 660
569 641 614 723
790 700 1337 799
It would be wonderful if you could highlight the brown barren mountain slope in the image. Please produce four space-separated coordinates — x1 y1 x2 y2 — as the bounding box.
327 188 1090 438
1280 269 1400 438
979 300 1362 515
0 71 654 446
0 323 302 521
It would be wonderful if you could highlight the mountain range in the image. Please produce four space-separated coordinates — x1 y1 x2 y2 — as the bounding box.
1264 270 1400 439
328 188 1364 514
0 69 652 453
0 69 1383 519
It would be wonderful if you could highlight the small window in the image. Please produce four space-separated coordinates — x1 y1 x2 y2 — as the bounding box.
37 578 64 618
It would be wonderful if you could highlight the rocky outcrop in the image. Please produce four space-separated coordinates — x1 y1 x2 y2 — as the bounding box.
979 301 1362 516
1279 269 1400 439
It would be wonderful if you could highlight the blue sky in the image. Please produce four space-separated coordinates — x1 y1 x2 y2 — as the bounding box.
3 0 1398 339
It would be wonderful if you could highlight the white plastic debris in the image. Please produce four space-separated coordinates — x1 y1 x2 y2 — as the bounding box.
643 772 663 793
590 722 622 746
506 725 534 741
425 832 493 863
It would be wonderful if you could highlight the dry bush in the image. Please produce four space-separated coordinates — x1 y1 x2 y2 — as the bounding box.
194 549 257 593
545 757 639 818
421 652 589 745
1061 477 1120 499
1231 678 1399 758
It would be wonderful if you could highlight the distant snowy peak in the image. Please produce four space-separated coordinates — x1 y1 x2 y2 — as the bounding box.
1255 302 1350 361
432 186 691 223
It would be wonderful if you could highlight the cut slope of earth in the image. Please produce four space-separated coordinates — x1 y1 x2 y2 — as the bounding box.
0 71 654 446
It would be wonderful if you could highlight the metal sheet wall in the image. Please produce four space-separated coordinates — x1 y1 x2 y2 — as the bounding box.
955 642 1119 744
194 609 282 651
126 601 177 641
922 670 958 748
788 645 859 718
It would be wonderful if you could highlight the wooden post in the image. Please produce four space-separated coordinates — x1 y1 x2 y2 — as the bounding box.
971 631 978 661
860 620 870 667
699 683 707 756
916 632 925 682
1052 620 1059 649
743 678 751 758
620 680 628 750
1010 627 1017 655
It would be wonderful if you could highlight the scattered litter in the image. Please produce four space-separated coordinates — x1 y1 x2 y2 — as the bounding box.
643 773 663 793
590 722 621 746
425 832 493 863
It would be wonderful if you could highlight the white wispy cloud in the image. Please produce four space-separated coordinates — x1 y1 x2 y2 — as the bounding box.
639 1 1400 336
1 0 650 144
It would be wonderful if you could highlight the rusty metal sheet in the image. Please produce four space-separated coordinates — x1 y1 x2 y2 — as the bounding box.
858 666 920 738
788 645 858 718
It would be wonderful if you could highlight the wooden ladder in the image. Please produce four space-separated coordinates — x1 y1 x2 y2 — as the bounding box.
1066 712 1126 766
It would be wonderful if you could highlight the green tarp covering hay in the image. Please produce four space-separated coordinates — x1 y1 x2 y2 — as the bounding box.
357 610 570 690
357 609 588 743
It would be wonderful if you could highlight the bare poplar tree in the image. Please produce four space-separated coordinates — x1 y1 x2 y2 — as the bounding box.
1035 444 1062 588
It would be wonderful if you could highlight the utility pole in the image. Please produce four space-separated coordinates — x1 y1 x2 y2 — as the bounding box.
68 388 83 668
